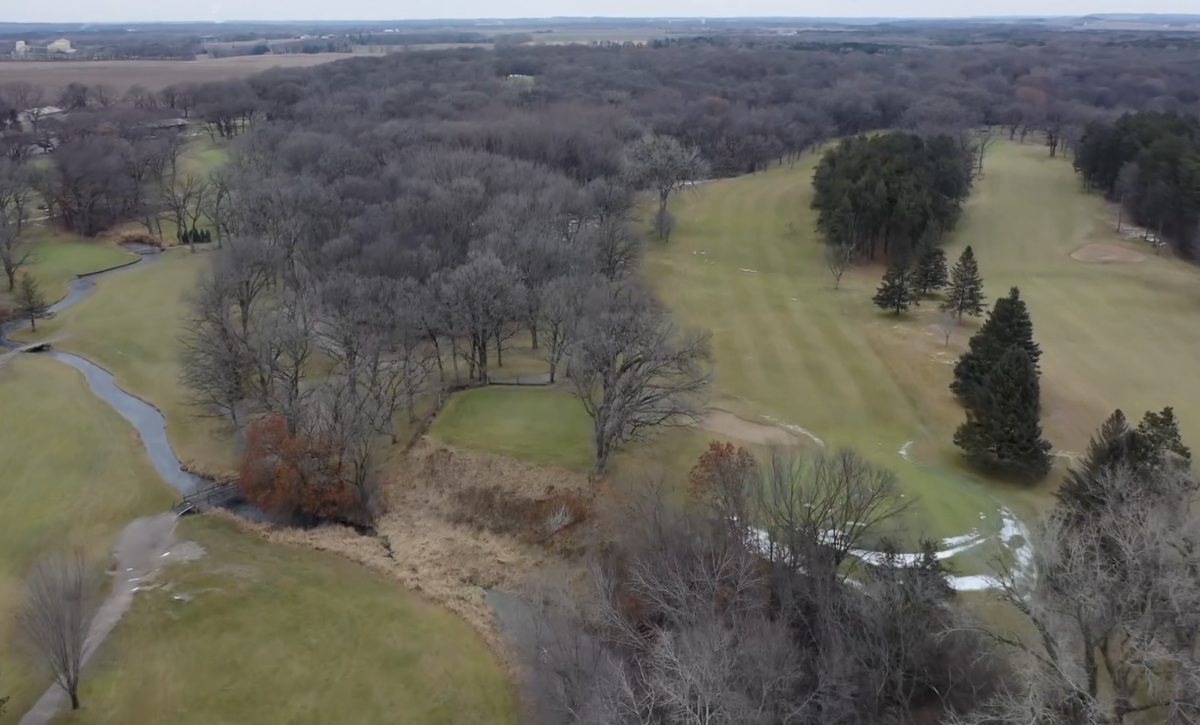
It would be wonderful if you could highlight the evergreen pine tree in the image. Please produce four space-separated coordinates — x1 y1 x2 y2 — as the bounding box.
953 345 1052 482
1136 407 1191 466
912 241 948 296
15 274 48 333
872 261 911 315
951 286 1040 407
1057 407 1193 525
1056 409 1136 521
941 246 985 319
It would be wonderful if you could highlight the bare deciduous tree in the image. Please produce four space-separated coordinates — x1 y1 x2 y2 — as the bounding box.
975 127 997 176
583 218 642 280
200 168 234 246
824 241 854 290
17 550 97 711
568 282 711 471
934 307 959 347
513 463 997 725
442 252 524 383
653 206 676 243
538 275 591 383
754 448 910 580
0 160 36 289
969 463 1200 725
161 174 209 249
624 134 709 229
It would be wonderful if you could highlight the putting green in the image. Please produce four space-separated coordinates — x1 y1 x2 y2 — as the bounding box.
645 139 1200 574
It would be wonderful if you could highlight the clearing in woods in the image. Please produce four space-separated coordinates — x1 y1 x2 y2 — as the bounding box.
643 138 1200 563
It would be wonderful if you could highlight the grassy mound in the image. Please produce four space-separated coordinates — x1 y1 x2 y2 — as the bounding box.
431 386 593 471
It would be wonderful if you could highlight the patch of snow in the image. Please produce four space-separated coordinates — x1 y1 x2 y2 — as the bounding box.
760 415 825 447
947 574 1002 591
740 268 758 273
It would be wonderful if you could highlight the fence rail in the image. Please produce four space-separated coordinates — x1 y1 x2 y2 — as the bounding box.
173 478 239 515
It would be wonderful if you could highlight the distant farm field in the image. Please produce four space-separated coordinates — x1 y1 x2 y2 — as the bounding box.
0 54 351 92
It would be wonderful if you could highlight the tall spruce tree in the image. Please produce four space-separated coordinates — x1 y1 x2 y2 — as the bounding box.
953 345 1052 482
872 261 912 315
912 241 948 297
951 286 1040 407
15 273 47 332
941 246 985 319
1057 407 1194 523
1137 407 1191 467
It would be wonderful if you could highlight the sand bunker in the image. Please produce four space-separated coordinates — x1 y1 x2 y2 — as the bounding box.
700 410 806 446
1070 243 1146 263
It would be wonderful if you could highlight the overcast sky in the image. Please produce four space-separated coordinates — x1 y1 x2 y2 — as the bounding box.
8 1 1200 24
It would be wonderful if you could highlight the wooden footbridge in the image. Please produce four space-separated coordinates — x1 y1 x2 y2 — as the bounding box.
173 478 240 515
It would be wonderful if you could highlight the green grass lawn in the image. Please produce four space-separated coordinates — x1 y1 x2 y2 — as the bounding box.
58 516 517 725
643 138 1200 552
179 133 231 178
3 232 137 305
0 355 174 722
12 249 236 475
431 386 594 471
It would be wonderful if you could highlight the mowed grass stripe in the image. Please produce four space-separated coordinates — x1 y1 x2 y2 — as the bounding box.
650 138 1200 543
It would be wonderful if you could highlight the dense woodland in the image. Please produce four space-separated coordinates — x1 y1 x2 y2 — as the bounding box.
1075 111 1200 254
3 31 1200 725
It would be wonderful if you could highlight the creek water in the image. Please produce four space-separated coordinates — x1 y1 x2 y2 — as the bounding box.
1 245 205 498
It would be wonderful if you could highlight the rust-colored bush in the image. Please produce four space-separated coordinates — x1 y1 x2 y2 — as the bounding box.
237 413 361 524
687 440 757 518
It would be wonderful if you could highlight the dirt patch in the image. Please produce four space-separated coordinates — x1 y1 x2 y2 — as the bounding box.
700 409 806 446
1070 243 1146 263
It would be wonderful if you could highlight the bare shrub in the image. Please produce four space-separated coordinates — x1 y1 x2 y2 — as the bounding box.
449 485 589 543
824 241 854 289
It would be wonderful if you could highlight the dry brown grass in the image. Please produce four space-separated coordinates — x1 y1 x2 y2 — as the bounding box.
211 439 593 662
0 55 350 92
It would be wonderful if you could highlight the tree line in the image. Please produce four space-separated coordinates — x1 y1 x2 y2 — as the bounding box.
1074 111 1200 256
813 133 974 262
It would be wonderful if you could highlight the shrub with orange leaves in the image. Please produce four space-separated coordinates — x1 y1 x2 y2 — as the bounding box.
687 441 757 520
238 413 363 525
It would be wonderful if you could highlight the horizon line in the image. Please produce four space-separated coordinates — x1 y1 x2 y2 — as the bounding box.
6 13 1200 25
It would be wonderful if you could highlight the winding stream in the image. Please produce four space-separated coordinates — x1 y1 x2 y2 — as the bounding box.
1 245 204 498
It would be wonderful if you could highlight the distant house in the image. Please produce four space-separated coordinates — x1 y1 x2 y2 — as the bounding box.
16 106 66 127
146 118 190 132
